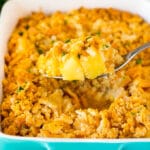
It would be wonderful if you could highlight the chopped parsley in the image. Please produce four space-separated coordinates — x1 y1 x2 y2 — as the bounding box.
92 31 101 36
51 40 55 45
25 24 30 30
37 49 44 55
77 54 81 59
136 58 142 64
62 51 67 57
18 31 24 36
17 86 24 93
86 36 92 41
131 112 136 116
64 19 68 25
102 44 110 49
65 39 71 43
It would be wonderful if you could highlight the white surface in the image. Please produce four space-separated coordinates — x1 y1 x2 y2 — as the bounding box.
0 0 150 141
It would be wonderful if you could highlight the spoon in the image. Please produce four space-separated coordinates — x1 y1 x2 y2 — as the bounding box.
44 42 150 79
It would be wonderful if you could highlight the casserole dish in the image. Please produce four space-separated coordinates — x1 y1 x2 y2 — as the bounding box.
0 0 150 149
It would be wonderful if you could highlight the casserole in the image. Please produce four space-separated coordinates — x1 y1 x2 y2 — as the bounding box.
0 0 150 149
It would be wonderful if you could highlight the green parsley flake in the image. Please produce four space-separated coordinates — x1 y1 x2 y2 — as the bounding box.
136 58 142 64
65 39 71 43
93 31 101 36
86 36 92 41
102 44 110 49
131 112 136 116
25 25 30 30
64 19 68 25
18 31 24 36
62 52 67 57
37 49 44 55
51 40 55 45
77 54 81 59
17 86 24 93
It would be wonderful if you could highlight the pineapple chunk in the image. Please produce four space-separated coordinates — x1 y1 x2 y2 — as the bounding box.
80 51 106 79
45 48 61 76
45 57 60 76
60 56 84 80
37 54 60 76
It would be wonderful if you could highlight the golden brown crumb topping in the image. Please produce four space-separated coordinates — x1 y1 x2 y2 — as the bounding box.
1 7 150 138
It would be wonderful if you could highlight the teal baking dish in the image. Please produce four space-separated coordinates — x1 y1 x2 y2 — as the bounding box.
0 0 150 149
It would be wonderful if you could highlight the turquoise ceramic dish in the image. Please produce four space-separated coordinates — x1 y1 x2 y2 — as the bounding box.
0 0 150 149
0 137 150 150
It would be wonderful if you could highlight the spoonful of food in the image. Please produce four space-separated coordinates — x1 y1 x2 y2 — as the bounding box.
37 35 150 80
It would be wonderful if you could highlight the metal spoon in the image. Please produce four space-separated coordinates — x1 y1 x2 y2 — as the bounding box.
45 42 150 79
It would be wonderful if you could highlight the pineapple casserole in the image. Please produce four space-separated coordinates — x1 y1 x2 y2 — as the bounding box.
0 8 150 138
37 36 123 80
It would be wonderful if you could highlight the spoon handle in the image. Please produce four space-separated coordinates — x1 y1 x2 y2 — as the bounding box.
126 42 150 60
115 42 150 72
